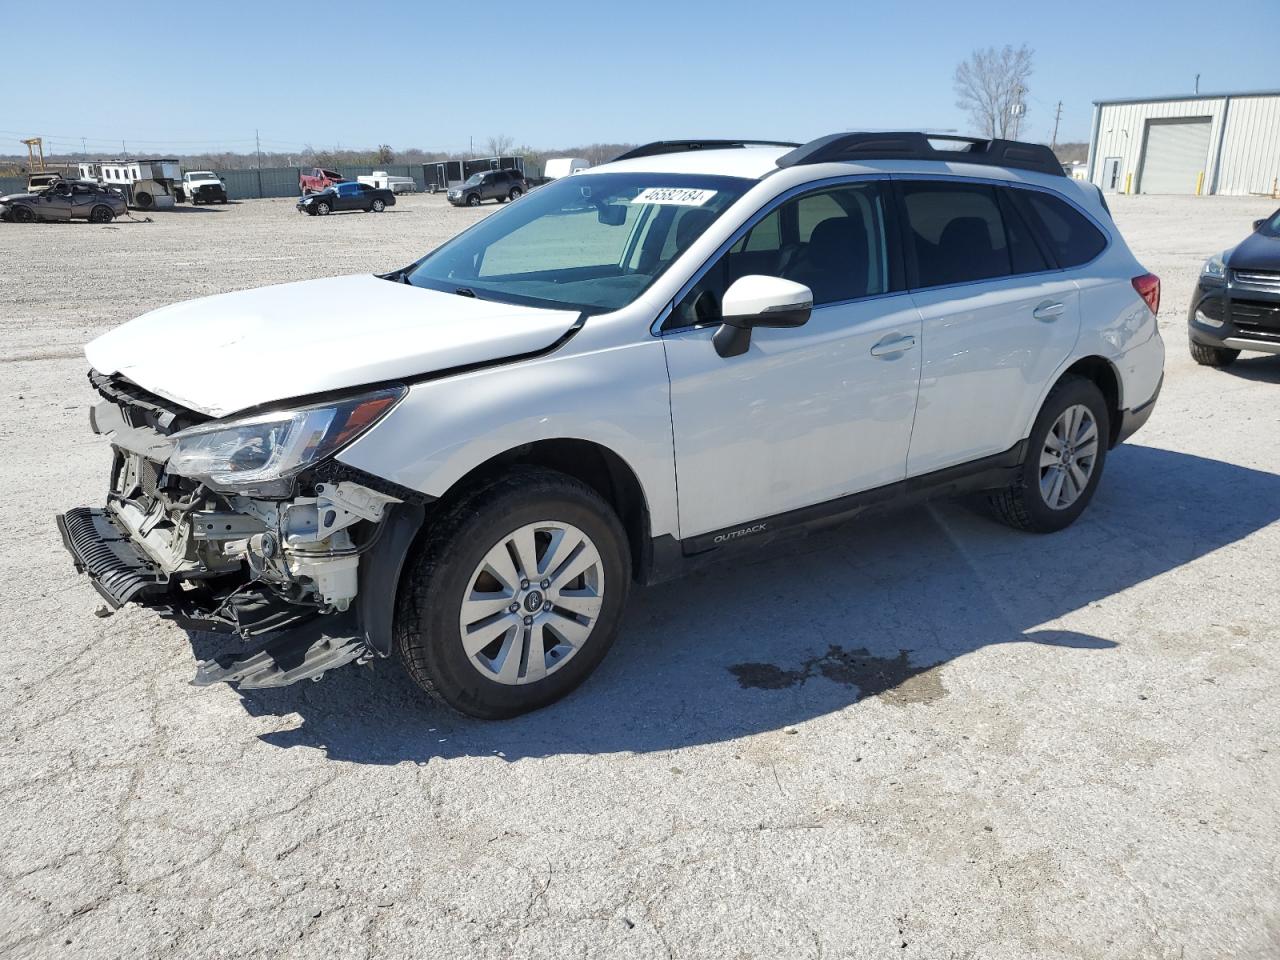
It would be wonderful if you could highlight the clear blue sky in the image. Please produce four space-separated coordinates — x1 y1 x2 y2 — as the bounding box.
3 0 1276 156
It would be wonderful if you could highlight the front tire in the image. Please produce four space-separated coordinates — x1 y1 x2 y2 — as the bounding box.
1189 340 1240 367
989 376 1109 533
12 206 35 223
396 468 631 719
315 201 330 216
466 193 481 207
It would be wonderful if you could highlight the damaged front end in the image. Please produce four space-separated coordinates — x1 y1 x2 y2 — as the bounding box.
57 372 425 689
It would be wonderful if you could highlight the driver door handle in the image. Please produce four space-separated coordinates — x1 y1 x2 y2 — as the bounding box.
870 334 916 357
1033 300 1066 322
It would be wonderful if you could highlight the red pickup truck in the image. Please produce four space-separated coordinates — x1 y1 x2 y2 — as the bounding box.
299 167 347 195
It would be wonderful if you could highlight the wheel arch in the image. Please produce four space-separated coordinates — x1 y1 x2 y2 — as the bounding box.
430 438 653 583
1053 355 1124 448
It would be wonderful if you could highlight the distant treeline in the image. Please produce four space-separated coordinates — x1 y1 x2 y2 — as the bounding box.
0 142 640 178
0 140 1090 177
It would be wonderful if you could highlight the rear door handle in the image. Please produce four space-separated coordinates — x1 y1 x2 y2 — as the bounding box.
870 334 916 357
1033 300 1066 322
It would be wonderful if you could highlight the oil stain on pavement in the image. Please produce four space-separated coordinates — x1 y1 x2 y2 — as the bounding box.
729 645 947 706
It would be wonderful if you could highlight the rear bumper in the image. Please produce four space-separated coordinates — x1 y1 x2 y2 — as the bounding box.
1116 374 1162 445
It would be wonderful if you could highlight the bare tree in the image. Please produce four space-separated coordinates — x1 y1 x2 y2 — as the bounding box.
954 44 1033 139
376 144 395 164
485 134 515 157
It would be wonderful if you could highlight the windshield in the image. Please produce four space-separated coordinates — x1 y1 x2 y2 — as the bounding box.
463 173 485 186
1258 209 1280 238
188 171 215 179
407 172 753 312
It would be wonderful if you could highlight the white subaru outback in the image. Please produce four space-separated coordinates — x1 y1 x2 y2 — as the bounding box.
59 134 1165 719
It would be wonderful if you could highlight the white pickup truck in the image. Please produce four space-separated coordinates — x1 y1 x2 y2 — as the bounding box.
182 171 228 205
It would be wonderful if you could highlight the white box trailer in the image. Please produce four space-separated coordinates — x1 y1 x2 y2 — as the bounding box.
357 171 417 194
80 158 181 210
543 157 589 179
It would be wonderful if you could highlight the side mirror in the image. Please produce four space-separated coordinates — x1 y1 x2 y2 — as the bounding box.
1254 219 1266 231
596 203 627 226
712 275 813 358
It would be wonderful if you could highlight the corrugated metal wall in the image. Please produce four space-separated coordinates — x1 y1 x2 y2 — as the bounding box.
1090 94 1280 197
0 176 26 195
1215 96 1280 196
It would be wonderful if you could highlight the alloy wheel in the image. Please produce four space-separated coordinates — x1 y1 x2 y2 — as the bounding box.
457 520 605 685
1039 403 1099 510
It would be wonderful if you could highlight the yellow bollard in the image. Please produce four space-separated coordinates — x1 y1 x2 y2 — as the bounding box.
1196 171 1205 196
1125 172 1133 195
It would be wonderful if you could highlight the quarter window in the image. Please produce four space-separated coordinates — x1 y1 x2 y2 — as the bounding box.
1016 191 1107 268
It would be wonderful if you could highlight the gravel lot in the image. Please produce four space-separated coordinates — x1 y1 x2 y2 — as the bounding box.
2 192 1279 959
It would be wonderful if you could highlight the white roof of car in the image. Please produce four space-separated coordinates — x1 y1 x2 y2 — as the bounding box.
591 146 791 180
581 141 1100 214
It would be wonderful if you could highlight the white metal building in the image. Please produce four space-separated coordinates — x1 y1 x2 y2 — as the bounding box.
1087 90 1280 197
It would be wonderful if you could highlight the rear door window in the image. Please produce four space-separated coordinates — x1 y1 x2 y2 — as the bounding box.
1015 190 1107 267
900 181 1011 287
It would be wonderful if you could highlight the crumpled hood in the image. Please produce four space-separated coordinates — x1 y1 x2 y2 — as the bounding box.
85 274 581 417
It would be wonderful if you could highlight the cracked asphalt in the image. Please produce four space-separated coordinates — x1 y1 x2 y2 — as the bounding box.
2 192 1279 959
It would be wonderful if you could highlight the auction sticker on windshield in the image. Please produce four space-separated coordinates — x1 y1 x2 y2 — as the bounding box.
631 187 717 206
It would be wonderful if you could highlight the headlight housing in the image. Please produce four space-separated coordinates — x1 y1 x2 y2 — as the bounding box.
1201 252 1228 281
167 387 404 493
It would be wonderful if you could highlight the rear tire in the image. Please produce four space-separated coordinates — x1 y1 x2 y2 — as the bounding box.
89 205 114 224
395 467 631 719
371 198 385 212
509 187 523 201
1189 340 1240 367
988 376 1110 534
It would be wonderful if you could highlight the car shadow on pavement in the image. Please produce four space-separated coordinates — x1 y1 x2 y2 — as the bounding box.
1220 354 1280 384
202 444 1280 764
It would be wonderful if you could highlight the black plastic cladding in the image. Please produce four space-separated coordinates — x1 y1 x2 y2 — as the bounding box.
777 132 1067 178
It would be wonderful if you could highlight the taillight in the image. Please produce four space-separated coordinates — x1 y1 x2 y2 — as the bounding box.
1132 273 1161 315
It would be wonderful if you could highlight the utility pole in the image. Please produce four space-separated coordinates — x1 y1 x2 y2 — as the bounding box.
1194 73 1200 95
1050 100 1063 151
81 136 87 156
1009 86 1026 140
255 129 264 199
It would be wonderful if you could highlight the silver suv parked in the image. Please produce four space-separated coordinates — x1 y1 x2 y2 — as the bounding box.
58 134 1165 718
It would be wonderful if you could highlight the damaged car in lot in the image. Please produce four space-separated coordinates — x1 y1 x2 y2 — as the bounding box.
58 133 1165 719
2 179 127 223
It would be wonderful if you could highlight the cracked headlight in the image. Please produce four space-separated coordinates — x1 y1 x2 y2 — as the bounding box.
168 387 404 493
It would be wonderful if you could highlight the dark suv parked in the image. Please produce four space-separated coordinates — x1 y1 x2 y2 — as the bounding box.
1188 208 1280 367
447 169 528 206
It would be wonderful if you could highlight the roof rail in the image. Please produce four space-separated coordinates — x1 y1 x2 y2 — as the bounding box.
776 132 1066 177
612 139 801 163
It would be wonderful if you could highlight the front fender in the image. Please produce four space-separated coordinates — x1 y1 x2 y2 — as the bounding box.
335 338 679 539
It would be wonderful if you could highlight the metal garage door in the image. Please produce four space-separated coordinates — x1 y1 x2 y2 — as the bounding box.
1140 118 1212 194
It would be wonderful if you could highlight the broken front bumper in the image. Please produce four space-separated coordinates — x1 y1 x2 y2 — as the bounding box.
57 497 426 688
57 506 169 608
